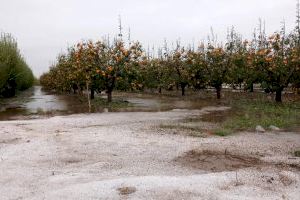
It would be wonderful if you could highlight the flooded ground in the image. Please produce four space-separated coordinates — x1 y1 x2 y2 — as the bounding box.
0 86 219 120
0 86 70 120
1 87 299 134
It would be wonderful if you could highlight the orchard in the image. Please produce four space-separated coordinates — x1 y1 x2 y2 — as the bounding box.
40 23 300 104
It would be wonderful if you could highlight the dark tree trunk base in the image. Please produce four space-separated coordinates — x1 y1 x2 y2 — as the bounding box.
216 86 221 99
249 83 254 93
181 86 185 96
180 83 187 96
91 88 95 100
275 89 282 102
1 88 16 98
107 90 112 103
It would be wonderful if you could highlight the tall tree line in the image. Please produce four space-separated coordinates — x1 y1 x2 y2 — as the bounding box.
0 33 34 98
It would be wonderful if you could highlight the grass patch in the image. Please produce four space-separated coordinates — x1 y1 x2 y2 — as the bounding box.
159 124 200 131
294 150 300 157
91 97 132 109
159 124 205 137
214 129 232 137
218 98 300 133
159 94 300 137
77 95 133 111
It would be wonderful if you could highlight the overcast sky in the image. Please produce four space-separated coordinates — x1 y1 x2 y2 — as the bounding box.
0 0 297 77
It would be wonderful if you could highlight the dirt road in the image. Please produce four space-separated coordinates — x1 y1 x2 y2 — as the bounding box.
0 107 299 199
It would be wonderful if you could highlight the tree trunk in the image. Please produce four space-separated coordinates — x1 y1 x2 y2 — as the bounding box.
216 85 221 99
249 83 254 92
78 85 83 95
181 83 186 96
275 88 283 102
72 84 78 94
107 89 112 103
90 88 95 100
158 87 162 94
86 81 91 112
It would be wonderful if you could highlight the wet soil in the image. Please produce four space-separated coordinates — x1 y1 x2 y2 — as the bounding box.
174 150 263 172
117 186 137 195
200 109 237 123
175 149 300 173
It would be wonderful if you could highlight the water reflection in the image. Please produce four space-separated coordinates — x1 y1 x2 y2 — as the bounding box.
0 86 70 120
0 86 219 120
25 86 68 112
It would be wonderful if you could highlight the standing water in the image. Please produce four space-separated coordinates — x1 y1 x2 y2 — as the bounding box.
0 86 71 120
0 86 220 120
25 86 68 112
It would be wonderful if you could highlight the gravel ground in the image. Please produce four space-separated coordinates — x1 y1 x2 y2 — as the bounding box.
0 107 299 200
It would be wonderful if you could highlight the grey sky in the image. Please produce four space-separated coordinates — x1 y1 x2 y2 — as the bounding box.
0 0 297 77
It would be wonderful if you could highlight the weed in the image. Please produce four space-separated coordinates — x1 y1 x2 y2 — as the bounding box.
294 150 300 157
218 98 300 133
214 129 231 136
159 124 205 137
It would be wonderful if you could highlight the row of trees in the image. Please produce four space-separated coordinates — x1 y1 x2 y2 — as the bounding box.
40 23 300 104
0 33 34 97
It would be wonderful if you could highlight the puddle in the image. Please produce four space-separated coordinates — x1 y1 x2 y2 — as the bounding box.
0 87 222 120
200 110 236 123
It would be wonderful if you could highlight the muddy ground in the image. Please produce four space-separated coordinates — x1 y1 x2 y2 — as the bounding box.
0 106 299 199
